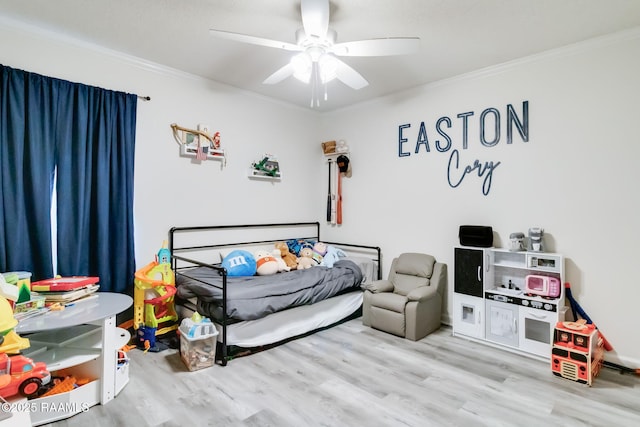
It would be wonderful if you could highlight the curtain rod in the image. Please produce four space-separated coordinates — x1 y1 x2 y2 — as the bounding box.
137 95 151 101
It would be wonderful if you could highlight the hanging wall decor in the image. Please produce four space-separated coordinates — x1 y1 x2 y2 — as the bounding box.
397 100 529 196
249 154 281 180
170 123 226 165
321 140 351 225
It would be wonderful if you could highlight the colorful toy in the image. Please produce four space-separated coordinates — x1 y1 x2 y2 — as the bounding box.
0 353 51 398
286 239 315 257
1 271 32 304
0 273 19 304
135 324 158 352
275 242 297 270
0 295 30 354
221 250 257 276
41 375 77 397
251 155 280 178
133 242 178 339
296 247 315 270
563 282 639 375
551 319 604 386
312 242 327 264
254 250 279 276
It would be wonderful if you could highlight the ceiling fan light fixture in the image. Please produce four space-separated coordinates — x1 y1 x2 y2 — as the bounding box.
291 52 312 83
209 0 419 107
318 54 338 83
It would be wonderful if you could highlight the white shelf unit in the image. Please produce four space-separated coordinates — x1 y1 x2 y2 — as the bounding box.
14 293 132 426
453 247 565 359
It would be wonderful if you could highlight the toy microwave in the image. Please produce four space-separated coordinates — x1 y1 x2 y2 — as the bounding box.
525 275 560 298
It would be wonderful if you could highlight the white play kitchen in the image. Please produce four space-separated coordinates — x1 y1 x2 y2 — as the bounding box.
452 229 565 359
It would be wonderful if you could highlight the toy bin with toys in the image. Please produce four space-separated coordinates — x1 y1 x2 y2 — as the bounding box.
179 314 218 371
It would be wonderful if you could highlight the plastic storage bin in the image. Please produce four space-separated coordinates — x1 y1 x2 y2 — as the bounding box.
179 317 218 371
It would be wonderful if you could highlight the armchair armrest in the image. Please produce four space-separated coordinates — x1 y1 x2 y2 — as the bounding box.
406 285 439 302
363 279 394 294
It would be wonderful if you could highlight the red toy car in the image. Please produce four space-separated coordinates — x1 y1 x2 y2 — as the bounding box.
0 353 51 398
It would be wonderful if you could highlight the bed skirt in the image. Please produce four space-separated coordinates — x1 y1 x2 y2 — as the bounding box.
177 291 363 348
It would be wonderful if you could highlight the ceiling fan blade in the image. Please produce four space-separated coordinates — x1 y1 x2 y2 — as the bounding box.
210 29 301 51
331 37 420 57
263 63 295 85
335 59 368 90
301 0 329 40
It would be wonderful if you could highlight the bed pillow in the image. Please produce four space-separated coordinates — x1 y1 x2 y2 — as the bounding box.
221 250 257 276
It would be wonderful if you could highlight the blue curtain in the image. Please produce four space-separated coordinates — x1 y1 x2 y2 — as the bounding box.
0 66 57 280
0 64 137 293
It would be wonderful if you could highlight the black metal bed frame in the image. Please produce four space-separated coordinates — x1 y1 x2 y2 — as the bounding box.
168 221 381 366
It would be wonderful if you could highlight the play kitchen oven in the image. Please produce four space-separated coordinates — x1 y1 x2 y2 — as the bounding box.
485 291 562 358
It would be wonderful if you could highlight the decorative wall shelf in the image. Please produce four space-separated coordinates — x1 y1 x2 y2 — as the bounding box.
248 154 280 181
248 169 282 181
171 123 226 166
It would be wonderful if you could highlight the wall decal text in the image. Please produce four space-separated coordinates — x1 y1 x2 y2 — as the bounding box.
398 101 529 195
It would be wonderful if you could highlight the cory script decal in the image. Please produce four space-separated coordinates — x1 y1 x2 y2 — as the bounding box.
398 101 529 195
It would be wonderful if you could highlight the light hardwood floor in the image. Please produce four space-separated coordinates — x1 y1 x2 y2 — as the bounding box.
48 320 640 427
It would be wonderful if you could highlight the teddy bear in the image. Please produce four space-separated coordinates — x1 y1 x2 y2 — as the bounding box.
254 250 279 276
296 247 316 270
275 242 298 270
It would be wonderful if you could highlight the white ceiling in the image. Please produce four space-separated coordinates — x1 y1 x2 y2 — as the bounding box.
2 0 640 112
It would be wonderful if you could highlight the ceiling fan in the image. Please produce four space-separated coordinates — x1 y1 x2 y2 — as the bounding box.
209 0 420 106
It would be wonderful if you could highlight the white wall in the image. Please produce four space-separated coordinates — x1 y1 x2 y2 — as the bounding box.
320 29 640 366
0 19 323 268
3 17 639 366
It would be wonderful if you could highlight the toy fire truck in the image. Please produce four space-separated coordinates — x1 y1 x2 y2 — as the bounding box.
551 319 604 386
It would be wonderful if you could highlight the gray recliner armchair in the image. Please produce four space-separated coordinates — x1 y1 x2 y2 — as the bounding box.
362 252 447 341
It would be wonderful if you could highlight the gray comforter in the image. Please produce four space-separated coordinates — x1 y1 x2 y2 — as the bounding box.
176 259 363 321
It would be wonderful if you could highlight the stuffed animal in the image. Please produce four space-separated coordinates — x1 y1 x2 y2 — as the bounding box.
296 247 315 270
286 239 315 257
312 242 327 265
222 250 256 276
271 249 291 272
254 250 279 276
275 242 298 270
320 245 348 268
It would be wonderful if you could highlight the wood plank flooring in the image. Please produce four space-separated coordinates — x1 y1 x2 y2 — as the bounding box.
48 320 640 426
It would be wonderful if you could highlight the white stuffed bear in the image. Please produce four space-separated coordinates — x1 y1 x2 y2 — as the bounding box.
255 250 279 276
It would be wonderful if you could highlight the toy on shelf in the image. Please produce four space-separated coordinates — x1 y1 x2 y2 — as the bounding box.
249 154 281 179
0 295 30 354
171 123 225 164
0 295 51 398
528 227 544 251
0 353 51 398
133 242 178 346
